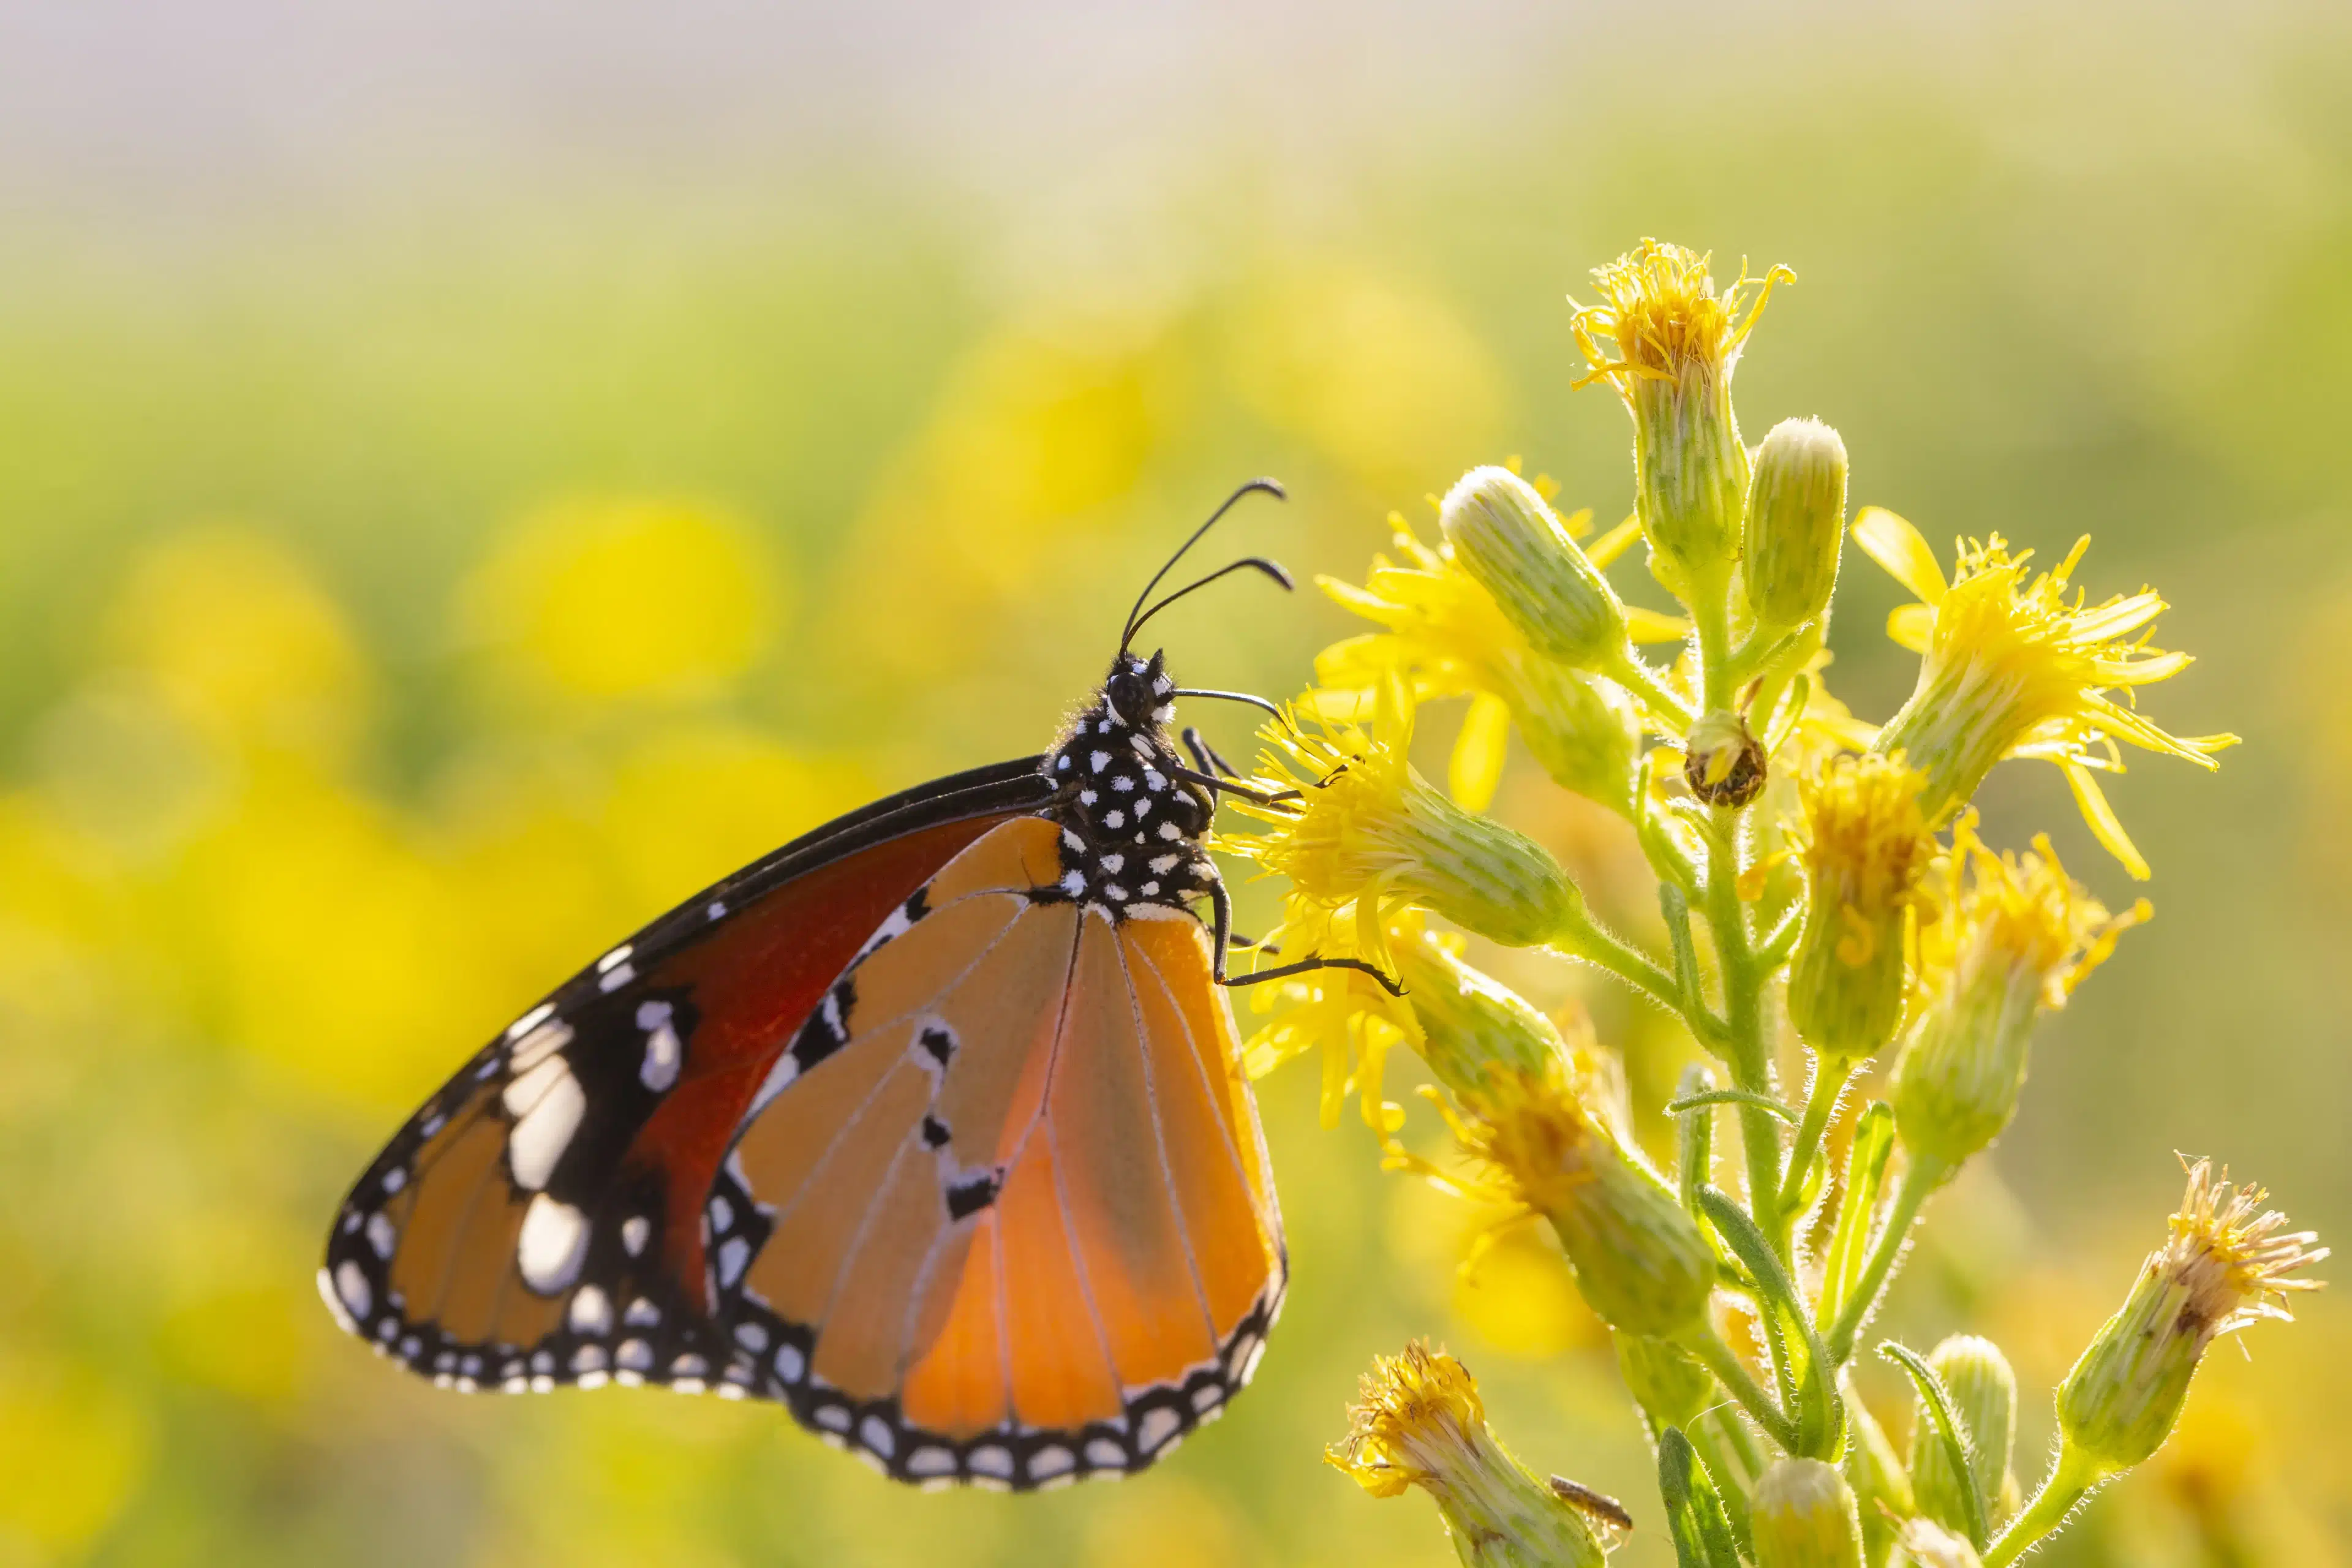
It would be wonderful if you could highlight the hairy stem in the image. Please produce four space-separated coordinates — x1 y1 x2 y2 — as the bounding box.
1685 1327 1801 1454
1773 1055 1855 1229
1985 1444 2106 1567
1826 1155 1945 1366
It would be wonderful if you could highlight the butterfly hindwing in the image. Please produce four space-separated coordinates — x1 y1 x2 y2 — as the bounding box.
717 816 1286 1489
319 761 1054 1393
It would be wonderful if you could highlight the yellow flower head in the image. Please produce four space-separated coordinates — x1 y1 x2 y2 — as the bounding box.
1316 511 1659 815
1328 1342 1609 1568
1240 905 1424 1136
1439 1057 1714 1339
1785 753 1936 1061
2057 1160 2325 1474
1570 240 1793 605
1892 823 2148 1168
1571 239 1790 401
1858 509 2236 878
1221 689 1583 956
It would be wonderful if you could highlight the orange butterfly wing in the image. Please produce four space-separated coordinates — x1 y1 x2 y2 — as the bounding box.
720 816 1284 1488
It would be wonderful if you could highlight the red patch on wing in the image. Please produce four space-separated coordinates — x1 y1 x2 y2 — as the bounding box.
624 812 1024 1305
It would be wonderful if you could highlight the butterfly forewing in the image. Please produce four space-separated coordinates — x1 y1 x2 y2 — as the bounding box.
319 763 1052 1393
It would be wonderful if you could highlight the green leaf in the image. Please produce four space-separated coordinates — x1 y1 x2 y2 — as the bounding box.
1657 1428 1744 1568
1815 1101 1894 1337
1880 1341 1989 1551
1667 1089 1800 1123
1699 1188 1846 1461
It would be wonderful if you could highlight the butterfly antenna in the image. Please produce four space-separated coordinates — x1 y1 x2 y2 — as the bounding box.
1120 478 1286 652
1125 557 1294 647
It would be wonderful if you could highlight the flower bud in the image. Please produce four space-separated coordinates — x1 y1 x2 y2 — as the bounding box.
1909 1335 2017 1535
1329 1343 1608 1568
1613 1332 1716 1433
1681 709 1766 809
1742 417 1848 632
1573 241 1790 607
1441 466 1634 672
1749 1458 1866 1568
1512 657 1640 816
1895 1520 1985 1568
1390 925 1569 1099
2056 1161 2324 1477
1785 755 1933 1064
1227 699 1586 952
1455 1061 1716 1338
1890 828 2144 1171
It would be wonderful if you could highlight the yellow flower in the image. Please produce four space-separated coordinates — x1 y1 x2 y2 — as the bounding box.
1785 753 1936 1063
1315 510 1672 814
1890 823 2147 1170
1438 1056 1716 1339
1572 239 1793 605
1221 688 1584 958
1856 508 2236 878
2056 1160 2325 1476
1328 1342 1610 1568
1240 905 1423 1136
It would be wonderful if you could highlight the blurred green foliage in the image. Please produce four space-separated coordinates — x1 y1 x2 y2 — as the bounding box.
1 9 2348 1565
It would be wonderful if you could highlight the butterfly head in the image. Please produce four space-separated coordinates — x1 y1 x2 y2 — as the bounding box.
1042 652 1217 916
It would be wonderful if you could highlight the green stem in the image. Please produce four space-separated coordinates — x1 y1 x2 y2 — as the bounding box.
1773 1057 1855 1223
1684 1327 1801 1454
1697 816 1779 1246
1605 646 1697 732
1548 904 1706 1035
1692 600 1735 713
1826 1156 1945 1366
1984 1444 2106 1567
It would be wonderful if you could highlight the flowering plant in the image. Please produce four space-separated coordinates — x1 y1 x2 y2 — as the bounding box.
1226 241 2321 1567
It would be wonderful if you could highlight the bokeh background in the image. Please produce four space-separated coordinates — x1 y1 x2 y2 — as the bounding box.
2 2 2350 1563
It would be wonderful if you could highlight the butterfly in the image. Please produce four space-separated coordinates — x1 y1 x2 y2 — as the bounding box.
318 481 1389 1491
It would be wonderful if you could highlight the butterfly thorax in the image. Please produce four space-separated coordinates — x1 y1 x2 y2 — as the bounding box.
1041 650 1219 919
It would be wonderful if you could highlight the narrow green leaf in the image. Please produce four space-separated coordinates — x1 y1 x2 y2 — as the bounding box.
1816 1101 1894 1336
1880 1341 1989 1551
1700 1188 1846 1461
1658 1428 1744 1568
1667 1089 1800 1123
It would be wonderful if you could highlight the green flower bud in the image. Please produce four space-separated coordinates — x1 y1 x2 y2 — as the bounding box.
1786 755 1934 1065
1681 709 1766 809
1573 241 1790 608
1329 1343 1608 1568
1749 1458 1866 1568
1510 657 1640 816
1909 1336 2017 1535
1742 417 1848 631
1440 467 1632 671
1613 1332 1716 1433
1890 829 2142 1171
1895 1520 1985 1568
2057 1161 2324 1477
1455 1061 1716 1338
1390 927 1568 1099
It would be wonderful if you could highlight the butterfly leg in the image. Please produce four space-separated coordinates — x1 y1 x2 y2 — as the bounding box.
1180 726 1239 781
1204 877 1401 995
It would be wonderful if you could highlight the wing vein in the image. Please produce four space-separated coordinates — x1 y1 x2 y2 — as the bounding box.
1110 930 1220 1354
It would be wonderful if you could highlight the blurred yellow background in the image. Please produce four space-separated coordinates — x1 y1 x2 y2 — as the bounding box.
1 4 2348 1564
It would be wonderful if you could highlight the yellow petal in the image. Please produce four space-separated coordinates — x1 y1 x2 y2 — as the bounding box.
1588 514 1644 570
2059 758 2152 880
1886 601 1934 654
1559 505 1596 540
1852 507 1947 606
1449 692 1512 812
1625 606 1693 644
